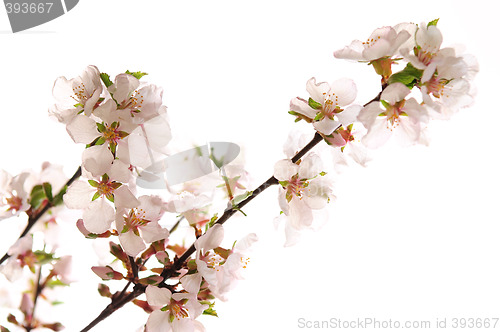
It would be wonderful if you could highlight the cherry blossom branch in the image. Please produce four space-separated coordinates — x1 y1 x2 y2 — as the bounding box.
0 166 82 266
78 80 387 332
81 81 389 331
78 130 326 331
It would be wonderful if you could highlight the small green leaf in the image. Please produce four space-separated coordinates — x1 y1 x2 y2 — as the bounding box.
427 18 439 27
33 250 56 265
308 98 322 110
46 279 69 288
100 73 113 88
203 308 218 317
29 185 47 210
387 62 423 88
319 171 327 176
125 70 148 80
52 185 67 207
42 182 53 202
231 191 253 206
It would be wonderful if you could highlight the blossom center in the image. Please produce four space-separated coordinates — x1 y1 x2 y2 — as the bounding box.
425 75 448 98
3 194 23 212
415 47 436 66
322 95 341 118
166 299 189 321
284 174 309 202
89 174 122 202
72 82 89 104
382 100 406 129
102 124 121 144
205 253 224 272
118 91 144 113
123 208 150 234
362 35 382 48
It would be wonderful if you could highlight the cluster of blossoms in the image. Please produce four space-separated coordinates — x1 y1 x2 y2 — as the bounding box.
50 67 254 331
282 20 477 244
0 164 74 331
0 19 476 332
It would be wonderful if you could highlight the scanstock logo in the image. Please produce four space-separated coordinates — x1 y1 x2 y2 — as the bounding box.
136 142 241 190
4 0 79 33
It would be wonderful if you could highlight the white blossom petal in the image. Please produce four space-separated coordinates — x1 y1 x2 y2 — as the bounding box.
83 199 114 234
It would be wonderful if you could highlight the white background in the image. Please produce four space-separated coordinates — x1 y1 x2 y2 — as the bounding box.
1 1 499 331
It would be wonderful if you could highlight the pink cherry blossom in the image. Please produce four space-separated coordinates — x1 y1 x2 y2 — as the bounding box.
274 153 334 246
145 285 207 332
116 195 169 257
334 26 411 61
358 83 428 148
290 77 361 135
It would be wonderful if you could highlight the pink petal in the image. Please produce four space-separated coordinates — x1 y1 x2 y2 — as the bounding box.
83 199 114 234
145 285 172 307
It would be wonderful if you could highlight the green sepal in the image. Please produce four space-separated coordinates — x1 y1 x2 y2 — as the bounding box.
308 98 322 110
88 180 99 188
380 99 391 109
121 224 130 234
105 193 114 203
427 18 439 27
118 131 129 138
319 171 327 176
313 112 324 121
100 73 113 88
110 182 122 189
96 122 106 133
125 70 148 80
278 180 288 188
110 141 117 154
91 191 101 201
95 137 106 146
